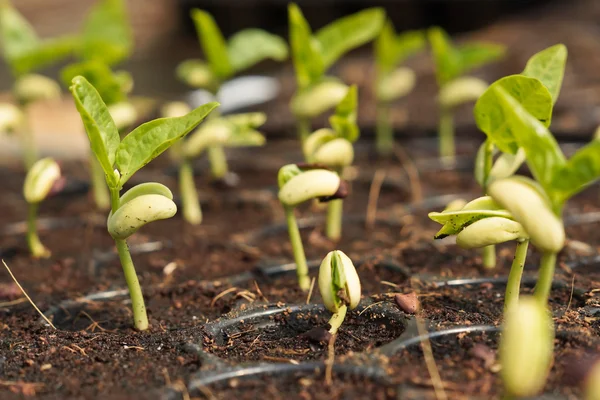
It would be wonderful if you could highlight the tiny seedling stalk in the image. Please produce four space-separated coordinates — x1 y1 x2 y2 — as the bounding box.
534 252 557 305
504 239 529 312
179 158 202 225
298 117 311 145
375 103 393 156
207 145 228 179
26 202 49 258
439 108 455 165
326 199 343 241
328 303 347 335
90 157 110 210
284 205 310 291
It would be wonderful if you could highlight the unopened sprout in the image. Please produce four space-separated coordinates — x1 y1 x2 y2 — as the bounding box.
428 26 504 165
288 4 384 143
71 76 218 330
278 164 348 291
500 296 554 398
163 103 267 224
318 250 361 335
303 86 358 240
23 158 63 258
428 196 529 311
374 22 424 155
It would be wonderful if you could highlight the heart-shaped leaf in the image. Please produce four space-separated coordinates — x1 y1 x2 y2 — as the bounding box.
227 29 288 73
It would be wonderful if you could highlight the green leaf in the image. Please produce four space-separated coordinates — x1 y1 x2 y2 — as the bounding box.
429 209 512 239
227 29 288 73
522 44 567 104
70 76 121 188
316 7 385 71
13 36 79 76
288 3 323 88
191 9 233 80
492 86 566 204
278 163 303 188
458 42 505 75
330 84 358 142
474 75 553 154
81 0 133 66
116 101 219 185
375 22 425 75
61 61 126 105
552 140 600 202
428 27 462 85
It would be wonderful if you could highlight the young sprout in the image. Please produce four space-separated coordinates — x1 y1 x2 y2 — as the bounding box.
303 86 358 241
428 196 529 311
428 26 504 165
163 103 266 225
500 296 554 397
318 250 361 335
278 164 348 290
70 76 218 330
473 44 567 269
374 22 425 155
23 158 64 258
177 9 287 179
288 4 384 143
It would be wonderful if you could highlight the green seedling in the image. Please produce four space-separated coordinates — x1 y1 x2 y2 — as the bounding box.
473 44 567 269
288 4 384 143
429 196 529 311
23 157 63 258
163 102 266 225
318 250 361 335
374 22 425 155
500 296 554 398
303 85 358 241
278 164 348 291
428 26 504 165
177 9 287 179
70 76 218 330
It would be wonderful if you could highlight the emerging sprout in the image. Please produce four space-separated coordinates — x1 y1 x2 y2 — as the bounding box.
500 296 554 397
278 164 347 290
288 4 384 142
428 196 529 311
428 26 504 164
374 22 425 155
70 75 218 330
163 103 267 224
23 158 64 258
303 85 358 241
318 250 361 335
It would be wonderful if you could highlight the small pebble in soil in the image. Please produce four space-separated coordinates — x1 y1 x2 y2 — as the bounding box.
394 292 419 314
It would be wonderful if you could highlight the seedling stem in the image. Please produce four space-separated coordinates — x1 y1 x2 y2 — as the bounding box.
328 303 347 335
207 145 228 179
326 199 343 242
375 103 393 156
504 239 529 312
91 157 110 210
439 108 454 165
27 203 49 258
534 252 556 305
179 159 202 225
284 205 310 290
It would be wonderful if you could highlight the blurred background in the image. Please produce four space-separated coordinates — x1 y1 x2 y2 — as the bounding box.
2 0 600 161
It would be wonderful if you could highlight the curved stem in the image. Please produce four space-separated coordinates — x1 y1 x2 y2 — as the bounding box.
207 145 228 179
110 187 148 331
376 102 393 156
325 199 343 242
284 206 310 291
504 239 529 313
179 159 202 225
27 202 50 258
328 304 348 335
21 106 36 171
482 245 496 269
297 117 311 149
534 252 557 305
439 107 455 166
90 156 110 210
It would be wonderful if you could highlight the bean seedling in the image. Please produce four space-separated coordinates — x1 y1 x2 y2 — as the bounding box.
428 26 504 165
177 9 287 180
318 250 361 335
374 22 425 155
288 3 384 144
70 76 218 330
278 164 348 290
23 157 64 258
163 103 266 225
303 85 358 241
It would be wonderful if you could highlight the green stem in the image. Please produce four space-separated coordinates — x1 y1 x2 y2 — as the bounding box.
534 252 557 305
27 202 50 258
21 107 36 171
207 145 228 180
285 206 310 291
298 118 311 147
504 239 529 313
90 156 110 210
375 102 394 156
482 245 496 269
439 107 455 166
110 188 148 331
326 199 343 242
179 159 202 225
328 304 348 335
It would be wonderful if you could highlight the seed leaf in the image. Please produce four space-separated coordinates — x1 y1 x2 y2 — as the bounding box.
288 3 323 88
375 22 424 75
429 209 513 239
227 29 288 73
551 140 600 203
191 9 233 79
116 102 219 185
70 76 120 188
